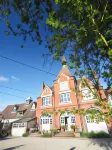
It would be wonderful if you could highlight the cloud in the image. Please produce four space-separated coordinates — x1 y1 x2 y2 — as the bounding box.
0 76 9 82
11 76 20 81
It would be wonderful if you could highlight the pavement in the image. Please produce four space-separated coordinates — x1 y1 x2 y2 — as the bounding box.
0 136 112 150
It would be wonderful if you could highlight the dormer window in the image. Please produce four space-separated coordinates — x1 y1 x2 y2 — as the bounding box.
31 103 36 111
12 106 18 113
17 111 23 116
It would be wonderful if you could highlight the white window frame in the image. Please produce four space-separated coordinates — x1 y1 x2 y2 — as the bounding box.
42 96 50 106
40 115 52 125
31 103 36 110
82 88 94 101
60 116 65 125
60 81 69 91
45 88 48 93
60 93 71 103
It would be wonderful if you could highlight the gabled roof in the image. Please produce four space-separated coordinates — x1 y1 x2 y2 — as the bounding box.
57 65 72 79
49 86 54 92
1 101 37 119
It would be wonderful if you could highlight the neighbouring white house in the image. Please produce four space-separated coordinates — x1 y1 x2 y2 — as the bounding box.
1 97 37 136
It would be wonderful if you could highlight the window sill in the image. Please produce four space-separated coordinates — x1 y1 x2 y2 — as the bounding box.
59 101 72 105
82 99 96 102
41 104 52 108
59 90 71 94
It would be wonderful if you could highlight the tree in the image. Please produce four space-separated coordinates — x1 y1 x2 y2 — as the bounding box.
0 0 112 120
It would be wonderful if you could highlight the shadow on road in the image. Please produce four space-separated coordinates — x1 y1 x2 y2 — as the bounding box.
0 137 20 141
88 138 112 150
69 147 76 150
4 145 24 150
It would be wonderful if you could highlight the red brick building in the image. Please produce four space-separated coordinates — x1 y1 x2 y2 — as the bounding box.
36 57 110 133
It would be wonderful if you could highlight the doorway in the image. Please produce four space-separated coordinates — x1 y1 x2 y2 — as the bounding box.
65 117 69 130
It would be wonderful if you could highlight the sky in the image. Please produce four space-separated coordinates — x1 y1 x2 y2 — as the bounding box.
0 20 64 111
0 13 107 111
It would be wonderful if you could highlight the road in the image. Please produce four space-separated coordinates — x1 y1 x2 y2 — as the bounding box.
0 137 112 150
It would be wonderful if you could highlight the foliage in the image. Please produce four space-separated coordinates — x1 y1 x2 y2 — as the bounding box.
22 132 29 137
42 133 52 137
0 0 112 119
81 131 110 138
70 124 75 130
50 128 57 134
38 131 41 134
61 125 65 129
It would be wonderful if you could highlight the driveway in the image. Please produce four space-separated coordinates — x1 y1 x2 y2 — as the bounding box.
0 137 112 150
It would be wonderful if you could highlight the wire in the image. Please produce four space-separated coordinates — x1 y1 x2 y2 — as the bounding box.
0 54 57 77
0 91 26 99
0 84 37 95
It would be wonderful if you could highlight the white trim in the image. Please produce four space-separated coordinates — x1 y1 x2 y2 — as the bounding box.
59 90 71 94
41 85 52 97
41 104 52 108
41 94 52 97
82 99 96 102
59 101 72 105
60 73 69 79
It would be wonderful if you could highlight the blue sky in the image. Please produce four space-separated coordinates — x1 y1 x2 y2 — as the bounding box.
0 20 63 111
0 18 107 111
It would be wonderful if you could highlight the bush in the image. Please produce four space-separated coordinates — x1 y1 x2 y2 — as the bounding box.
50 128 57 134
70 125 75 130
81 131 110 138
22 132 29 137
42 133 52 137
38 131 41 134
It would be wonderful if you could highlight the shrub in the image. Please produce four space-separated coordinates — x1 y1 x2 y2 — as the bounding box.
61 125 65 129
81 131 110 138
22 132 29 137
38 131 41 134
42 133 52 137
50 128 57 134
70 125 75 130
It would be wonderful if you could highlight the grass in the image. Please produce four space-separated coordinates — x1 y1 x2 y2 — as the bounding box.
81 131 110 138
41 133 52 137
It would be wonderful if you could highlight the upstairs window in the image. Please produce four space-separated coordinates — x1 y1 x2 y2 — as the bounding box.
82 89 94 101
60 82 68 91
108 95 112 105
45 88 48 93
43 97 50 106
17 111 23 116
12 106 18 113
31 103 36 110
60 93 70 103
